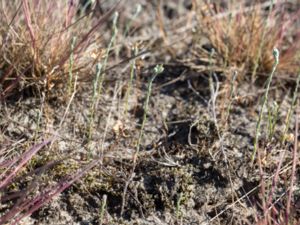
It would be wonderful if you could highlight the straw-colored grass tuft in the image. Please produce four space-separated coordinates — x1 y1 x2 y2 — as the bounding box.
193 1 300 81
0 0 115 99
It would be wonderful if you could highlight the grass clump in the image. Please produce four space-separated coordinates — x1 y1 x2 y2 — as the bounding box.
194 0 300 80
0 0 116 99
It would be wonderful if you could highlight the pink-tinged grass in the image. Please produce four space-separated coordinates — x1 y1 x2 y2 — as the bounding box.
0 137 103 224
0 0 119 99
254 109 299 224
0 139 52 189
285 104 298 223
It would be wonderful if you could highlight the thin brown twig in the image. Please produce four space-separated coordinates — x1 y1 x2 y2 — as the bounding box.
286 100 298 222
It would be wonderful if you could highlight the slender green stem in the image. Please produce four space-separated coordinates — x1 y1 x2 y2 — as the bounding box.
99 194 107 225
225 71 238 123
281 69 300 144
252 48 279 163
124 45 138 116
102 12 118 74
267 101 279 141
136 65 164 154
124 4 142 37
88 63 102 141
176 192 183 219
120 65 164 217
96 12 118 98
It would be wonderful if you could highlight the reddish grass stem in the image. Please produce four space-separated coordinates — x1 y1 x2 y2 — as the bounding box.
286 102 298 223
0 139 52 189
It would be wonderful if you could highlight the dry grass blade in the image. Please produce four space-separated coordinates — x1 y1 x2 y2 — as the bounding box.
9 158 102 225
0 139 52 189
0 154 101 225
0 0 119 99
286 102 299 223
193 0 300 80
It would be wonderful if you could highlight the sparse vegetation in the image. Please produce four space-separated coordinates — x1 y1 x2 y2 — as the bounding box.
1 0 300 224
193 0 300 80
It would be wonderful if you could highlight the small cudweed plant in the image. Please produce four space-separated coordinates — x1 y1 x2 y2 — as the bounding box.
136 64 164 153
154 64 164 75
273 48 279 64
252 48 280 162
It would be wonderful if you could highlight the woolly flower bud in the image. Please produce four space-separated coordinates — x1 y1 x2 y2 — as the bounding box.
113 12 119 25
273 48 279 64
154 64 164 74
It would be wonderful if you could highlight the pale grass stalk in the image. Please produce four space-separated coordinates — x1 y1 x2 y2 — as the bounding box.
252 48 279 163
87 12 118 146
264 149 285 219
286 104 298 223
99 82 119 156
80 0 95 15
208 49 219 127
176 192 183 221
88 63 102 141
124 44 138 117
252 49 280 223
58 73 78 129
136 64 164 155
33 92 45 142
207 49 228 162
208 51 238 209
120 64 164 216
99 194 107 225
224 70 238 124
124 4 142 37
267 101 279 141
101 12 118 81
281 70 300 144
49 72 78 149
